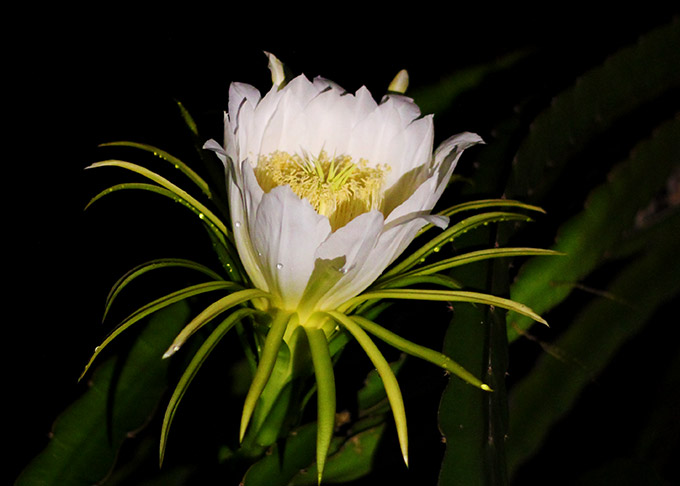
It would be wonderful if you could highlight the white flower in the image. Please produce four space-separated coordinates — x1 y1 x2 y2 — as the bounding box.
205 69 482 323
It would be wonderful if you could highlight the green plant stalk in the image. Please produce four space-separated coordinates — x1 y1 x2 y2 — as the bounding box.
439 225 511 485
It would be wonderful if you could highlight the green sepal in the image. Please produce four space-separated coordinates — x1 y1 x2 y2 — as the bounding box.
326 311 409 467
160 307 258 466
340 288 547 326
86 160 230 242
418 198 545 237
163 288 270 358
377 248 562 289
304 326 336 484
99 141 213 199
103 258 225 322
381 212 534 279
240 311 294 442
351 315 490 390
371 273 462 291
175 100 199 137
79 281 240 381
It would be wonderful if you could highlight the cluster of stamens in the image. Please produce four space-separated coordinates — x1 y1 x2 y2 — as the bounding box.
254 150 388 231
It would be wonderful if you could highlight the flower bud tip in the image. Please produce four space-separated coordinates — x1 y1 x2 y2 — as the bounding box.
388 69 409 94
264 51 285 87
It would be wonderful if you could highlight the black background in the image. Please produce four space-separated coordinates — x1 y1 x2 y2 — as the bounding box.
9 6 678 485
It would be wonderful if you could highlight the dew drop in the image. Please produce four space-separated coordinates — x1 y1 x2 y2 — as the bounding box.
198 213 205 220
234 221 241 228
433 246 440 253
276 263 284 270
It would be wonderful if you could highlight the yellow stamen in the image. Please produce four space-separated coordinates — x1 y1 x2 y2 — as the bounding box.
254 150 389 231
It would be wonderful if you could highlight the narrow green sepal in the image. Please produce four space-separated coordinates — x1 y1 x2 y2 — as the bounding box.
79 281 239 381
351 315 490 390
98 141 212 199
160 308 257 466
304 326 336 484
326 311 409 467
240 311 295 442
86 160 229 239
163 288 269 358
339 289 548 327
103 258 225 323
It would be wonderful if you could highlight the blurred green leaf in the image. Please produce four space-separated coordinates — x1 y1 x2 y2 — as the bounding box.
16 302 191 486
506 209 680 477
290 423 387 485
506 20 680 202
507 116 679 340
439 254 511 485
411 51 528 116
242 357 396 486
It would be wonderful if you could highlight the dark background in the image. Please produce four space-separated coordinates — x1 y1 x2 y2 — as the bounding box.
9 7 678 484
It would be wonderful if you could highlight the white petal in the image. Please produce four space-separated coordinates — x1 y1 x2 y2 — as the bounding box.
250 184 332 309
430 132 485 203
385 174 439 225
228 82 261 124
257 75 325 157
381 94 421 126
313 211 385 308
316 211 432 310
382 115 434 190
229 162 268 293
315 210 383 268
347 98 403 166
203 138 227 165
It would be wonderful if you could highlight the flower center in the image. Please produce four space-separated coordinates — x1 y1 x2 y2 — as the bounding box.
254 150 388 231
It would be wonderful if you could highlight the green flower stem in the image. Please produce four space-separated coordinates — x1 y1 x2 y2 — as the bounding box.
240 310 294 442
304 326 336 485
326 311 409 467
351 315 491 390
